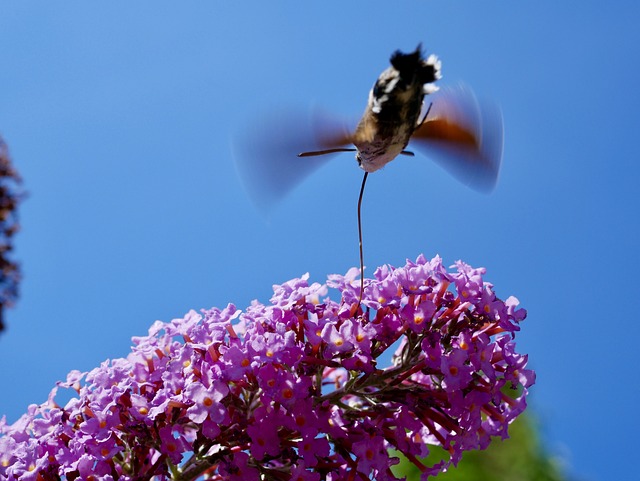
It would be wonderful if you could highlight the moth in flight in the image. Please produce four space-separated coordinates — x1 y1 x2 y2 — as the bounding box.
235 45 503 302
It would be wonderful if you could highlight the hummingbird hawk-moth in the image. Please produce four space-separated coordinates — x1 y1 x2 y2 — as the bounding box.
235 45 503 301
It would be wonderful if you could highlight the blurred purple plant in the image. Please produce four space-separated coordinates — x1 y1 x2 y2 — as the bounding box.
0 255 534 480
0 136 22 333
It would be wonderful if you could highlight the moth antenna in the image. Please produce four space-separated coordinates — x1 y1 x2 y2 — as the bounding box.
298 148 357 157
417 102 434 129
400 150 415 156
357 171 368 308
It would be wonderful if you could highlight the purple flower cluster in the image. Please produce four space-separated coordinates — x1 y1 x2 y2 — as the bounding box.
1 255 534 480
0 136 23 333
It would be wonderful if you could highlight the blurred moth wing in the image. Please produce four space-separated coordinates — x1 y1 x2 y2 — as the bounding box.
410 86 504 192
233 107 356 212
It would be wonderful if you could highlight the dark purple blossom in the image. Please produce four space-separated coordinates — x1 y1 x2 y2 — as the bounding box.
0 136 23 333
0 255 534 480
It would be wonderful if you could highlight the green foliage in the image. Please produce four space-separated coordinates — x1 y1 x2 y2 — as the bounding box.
392 414 566 481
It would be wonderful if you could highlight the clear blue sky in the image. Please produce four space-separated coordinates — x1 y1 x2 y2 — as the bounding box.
1 3 638 480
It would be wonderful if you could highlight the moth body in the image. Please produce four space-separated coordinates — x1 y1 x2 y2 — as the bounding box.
235 45 503 211
353 47 442 173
